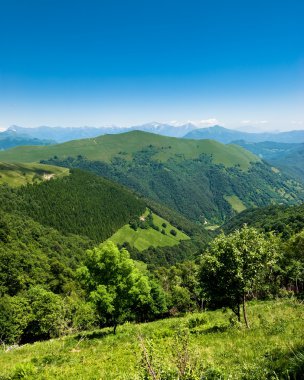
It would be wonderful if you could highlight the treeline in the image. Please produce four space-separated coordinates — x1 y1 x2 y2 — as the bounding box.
222 203 304 239
41 153 304 223
0 169 146 242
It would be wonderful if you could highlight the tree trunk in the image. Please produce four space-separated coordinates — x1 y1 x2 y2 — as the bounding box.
243 293 250 329
113 323 117 335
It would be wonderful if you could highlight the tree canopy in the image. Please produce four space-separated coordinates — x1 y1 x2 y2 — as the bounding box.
78 242 167 333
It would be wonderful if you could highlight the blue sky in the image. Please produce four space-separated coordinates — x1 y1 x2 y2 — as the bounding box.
0 0 303 131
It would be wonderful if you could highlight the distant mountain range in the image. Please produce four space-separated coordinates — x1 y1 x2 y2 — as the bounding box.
0 128 54 150
4 123 198 143
184 125 304 143
3 124 304 145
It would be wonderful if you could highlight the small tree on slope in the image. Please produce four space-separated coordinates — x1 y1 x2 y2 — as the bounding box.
199 225 280 327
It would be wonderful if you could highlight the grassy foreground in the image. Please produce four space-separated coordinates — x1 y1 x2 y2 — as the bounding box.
0 300 303 379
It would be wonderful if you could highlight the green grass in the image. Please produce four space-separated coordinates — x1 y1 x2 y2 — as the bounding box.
0 162 69 187
0 131 260 170
108 210 189 251
0 300 303 379
224 195 247 213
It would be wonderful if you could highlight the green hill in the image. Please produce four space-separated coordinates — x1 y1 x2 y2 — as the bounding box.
1 131 303 223
0 162 69 187
0 131 259 170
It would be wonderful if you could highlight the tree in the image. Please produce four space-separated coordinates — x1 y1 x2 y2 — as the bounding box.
199 225 280 327
284 230 304 293
78 242 166 333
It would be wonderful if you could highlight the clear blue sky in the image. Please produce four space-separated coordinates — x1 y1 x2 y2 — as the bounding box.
0 0 303 130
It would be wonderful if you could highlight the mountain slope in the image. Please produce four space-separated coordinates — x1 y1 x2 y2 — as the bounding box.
222 203 304 238
232 141 304 183
269 144 304 183
184 125 304 143
0 130 260 170
1 131 303 224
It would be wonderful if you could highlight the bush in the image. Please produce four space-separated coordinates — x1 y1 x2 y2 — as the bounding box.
0 295 32 344
24 286 64 340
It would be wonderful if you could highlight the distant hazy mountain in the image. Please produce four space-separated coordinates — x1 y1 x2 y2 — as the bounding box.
6 124 304 144
6 123 198 142
7 125 127 143
130 122 197 137
0 129 54 150
184 125 304 143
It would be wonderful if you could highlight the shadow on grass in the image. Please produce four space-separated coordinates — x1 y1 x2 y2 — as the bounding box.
74 329 113 341
190 324 230 335
265 344 304 379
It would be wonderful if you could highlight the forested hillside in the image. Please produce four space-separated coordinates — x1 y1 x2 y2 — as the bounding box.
42 151 304 224
222 203 304 238
0 169 146 242
233 141 304 184
0 211 92 296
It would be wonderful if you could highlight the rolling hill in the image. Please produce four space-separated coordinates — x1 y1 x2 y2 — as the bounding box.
1 131 303 223
0 130 259 169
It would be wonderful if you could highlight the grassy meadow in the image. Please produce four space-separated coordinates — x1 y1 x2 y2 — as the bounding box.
0 162 69 187
108 210 189 251
0 300 303 380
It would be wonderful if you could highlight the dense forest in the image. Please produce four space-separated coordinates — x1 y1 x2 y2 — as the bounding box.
0 169 146 242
